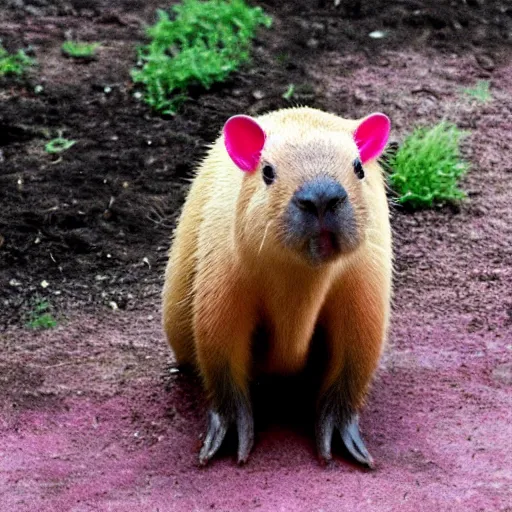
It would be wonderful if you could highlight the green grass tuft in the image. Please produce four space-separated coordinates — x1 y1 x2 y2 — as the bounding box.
26 300 58 329
387 121 469 208
131 0 272 114
0 42 36 77
62 41 101 58
462 80 492 103
45 137 76 154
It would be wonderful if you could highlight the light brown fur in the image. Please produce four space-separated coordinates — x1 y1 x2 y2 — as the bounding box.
162 107 392 463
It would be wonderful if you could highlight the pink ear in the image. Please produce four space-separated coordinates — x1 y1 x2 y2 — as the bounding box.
223 115 266 172
354 113 390 163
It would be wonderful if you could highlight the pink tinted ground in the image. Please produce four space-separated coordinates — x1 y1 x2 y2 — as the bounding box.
1 51 512 511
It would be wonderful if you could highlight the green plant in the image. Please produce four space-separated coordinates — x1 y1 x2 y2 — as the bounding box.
26 300 57 329
0 42 36 77
62 41 101 58
282 83 295 101
132 0 272 114
462 80 492 103
387 121 469 208
45 137 76 154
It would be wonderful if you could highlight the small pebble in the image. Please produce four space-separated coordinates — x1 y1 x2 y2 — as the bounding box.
476 54 495 71
369 30 387 39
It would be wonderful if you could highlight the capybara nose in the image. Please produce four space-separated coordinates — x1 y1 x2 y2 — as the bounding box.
293 178 348 218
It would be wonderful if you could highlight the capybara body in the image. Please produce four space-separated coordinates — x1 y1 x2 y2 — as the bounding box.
162 107 392 466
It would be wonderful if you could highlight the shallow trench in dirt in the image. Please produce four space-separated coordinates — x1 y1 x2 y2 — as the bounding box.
1 1 512 511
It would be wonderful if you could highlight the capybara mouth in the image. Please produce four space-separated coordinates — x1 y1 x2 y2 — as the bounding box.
307 231 340 263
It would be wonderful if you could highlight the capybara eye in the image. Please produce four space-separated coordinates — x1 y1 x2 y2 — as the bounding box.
262 164 276 185
353 158 365 180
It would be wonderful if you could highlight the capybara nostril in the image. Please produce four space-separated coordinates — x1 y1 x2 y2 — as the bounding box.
293 178 348 218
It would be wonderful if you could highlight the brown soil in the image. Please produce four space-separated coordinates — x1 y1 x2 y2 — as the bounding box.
1 1 511 511
1 0 511 325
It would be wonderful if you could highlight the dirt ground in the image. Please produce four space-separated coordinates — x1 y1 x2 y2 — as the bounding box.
1 1 511 511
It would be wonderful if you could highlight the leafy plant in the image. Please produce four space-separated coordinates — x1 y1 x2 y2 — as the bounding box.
26 300 57 329
132 0 272 114
0 42 36 77
62 41 101 59
387 121 469 208
462 80 492 103
45 137 76 154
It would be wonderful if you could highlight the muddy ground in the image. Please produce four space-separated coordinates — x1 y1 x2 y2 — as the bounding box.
1 1 511 511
